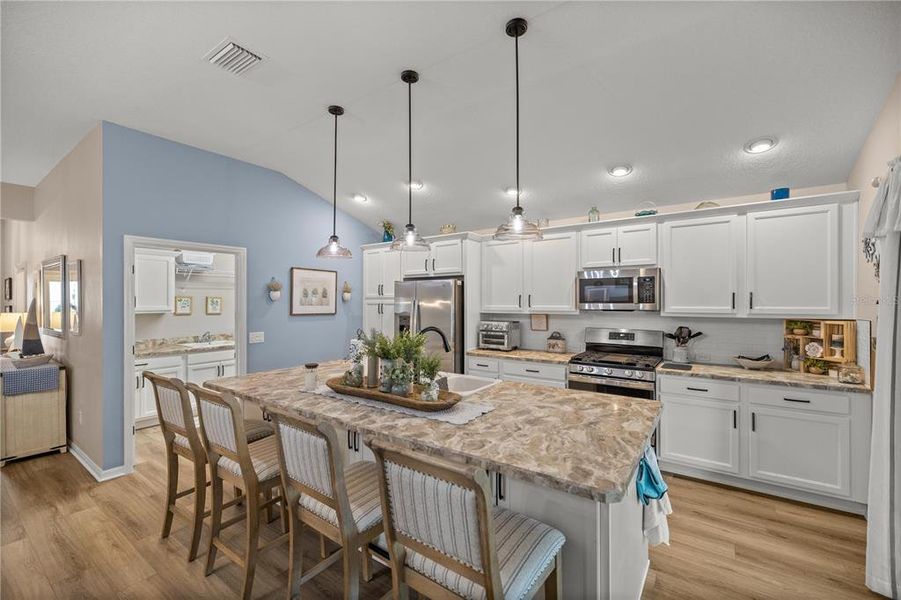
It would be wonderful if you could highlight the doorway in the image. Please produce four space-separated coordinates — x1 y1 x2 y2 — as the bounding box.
122 235 247 474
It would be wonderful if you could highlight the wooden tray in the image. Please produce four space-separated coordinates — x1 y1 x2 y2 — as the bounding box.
325 377 462 412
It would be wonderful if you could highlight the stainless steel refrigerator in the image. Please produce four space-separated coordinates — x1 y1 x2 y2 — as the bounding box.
394 278 464 374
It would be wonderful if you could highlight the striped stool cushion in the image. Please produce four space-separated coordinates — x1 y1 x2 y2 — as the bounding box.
386 507 565 600
299 461 382 533
217 435 281 482
174 417 272 450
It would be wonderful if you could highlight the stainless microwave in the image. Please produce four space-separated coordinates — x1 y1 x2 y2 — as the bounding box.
577 267 661 311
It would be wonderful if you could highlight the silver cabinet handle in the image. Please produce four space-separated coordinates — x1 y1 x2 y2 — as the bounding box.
424 258 428 271
749 291 754 309
618 247 622 263
432 258 436 271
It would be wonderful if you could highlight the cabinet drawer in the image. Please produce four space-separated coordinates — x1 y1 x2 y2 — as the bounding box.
187 349 236 365
135 355 184 371
467 356 499 376
658 376 739 402
746 384 850 415
501 360 567 382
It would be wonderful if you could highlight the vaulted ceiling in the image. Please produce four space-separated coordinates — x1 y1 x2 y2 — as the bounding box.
3 2 899 233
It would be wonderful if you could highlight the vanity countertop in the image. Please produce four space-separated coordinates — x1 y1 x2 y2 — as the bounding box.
656 362 871 394
466 348 576 365
135 336 235 359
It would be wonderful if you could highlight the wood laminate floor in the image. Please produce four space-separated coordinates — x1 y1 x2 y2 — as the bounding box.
0 427 879 599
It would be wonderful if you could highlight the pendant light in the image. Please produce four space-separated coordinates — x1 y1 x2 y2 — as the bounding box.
390 70 430 252
316 105 353 259
494 17 542 241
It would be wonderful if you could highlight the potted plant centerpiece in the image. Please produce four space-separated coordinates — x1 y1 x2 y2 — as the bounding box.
375 334 398 392
390 361 414 397
358 328 383 388
418 354 442 401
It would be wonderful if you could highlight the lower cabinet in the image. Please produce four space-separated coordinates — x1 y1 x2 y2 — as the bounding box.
658 395 739 474
186 350 236 385
338 427 375 464
135 356 186 428
465 355 567 389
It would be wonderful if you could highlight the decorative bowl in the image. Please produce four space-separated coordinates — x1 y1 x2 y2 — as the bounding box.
9 353 53 368
734 355 774 370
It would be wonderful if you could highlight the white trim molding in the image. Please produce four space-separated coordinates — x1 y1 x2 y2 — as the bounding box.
68 442 129 482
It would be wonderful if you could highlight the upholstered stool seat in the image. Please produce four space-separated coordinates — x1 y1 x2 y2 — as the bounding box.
299 461 382 533
173 417 272 450
217 435 281 482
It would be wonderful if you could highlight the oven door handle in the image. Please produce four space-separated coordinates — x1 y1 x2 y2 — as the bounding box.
567 373 657 391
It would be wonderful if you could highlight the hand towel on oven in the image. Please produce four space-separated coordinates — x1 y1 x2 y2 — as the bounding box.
0 359 59 396
637 446 672 546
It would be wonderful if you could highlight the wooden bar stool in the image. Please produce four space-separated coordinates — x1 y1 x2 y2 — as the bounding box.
271 412 384 600
188 383 288 600
143 371 273 562
370 439 566 600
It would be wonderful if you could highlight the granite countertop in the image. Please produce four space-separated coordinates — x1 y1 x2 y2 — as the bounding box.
656 362 871 394
466 348 576 365
135 335 235 359
207 360 660 503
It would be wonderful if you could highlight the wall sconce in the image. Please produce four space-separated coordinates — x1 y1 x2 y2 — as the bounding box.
266 277 283 303
342 281 352 303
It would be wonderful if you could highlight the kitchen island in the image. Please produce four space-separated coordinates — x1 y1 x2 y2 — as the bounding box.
207 361 661 599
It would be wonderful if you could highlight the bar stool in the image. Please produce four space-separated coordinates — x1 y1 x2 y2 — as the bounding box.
271 412 384 600
188 383 288 600
143 371 273 562
370 439 566 600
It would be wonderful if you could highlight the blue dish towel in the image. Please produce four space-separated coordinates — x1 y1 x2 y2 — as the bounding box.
636 446 668 505
0 360 59 396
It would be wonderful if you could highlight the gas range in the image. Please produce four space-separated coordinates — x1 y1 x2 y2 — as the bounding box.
567 328 664 399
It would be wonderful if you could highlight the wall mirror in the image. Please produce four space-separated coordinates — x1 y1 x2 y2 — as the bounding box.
40 255 67 338
68 259 82 336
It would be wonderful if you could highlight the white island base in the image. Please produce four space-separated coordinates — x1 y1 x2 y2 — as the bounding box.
490 470 648 600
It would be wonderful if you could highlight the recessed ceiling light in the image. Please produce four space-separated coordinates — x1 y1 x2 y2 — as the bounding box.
409 180 424 191
608 165 633 178
353 193 368 203
744 136 777 154
505 187 521 197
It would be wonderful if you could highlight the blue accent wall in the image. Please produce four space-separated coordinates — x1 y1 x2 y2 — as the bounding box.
102 122 379 468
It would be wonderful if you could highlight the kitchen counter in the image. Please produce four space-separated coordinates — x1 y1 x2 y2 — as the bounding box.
135 336 235 358
206 360 659 502
657 362 871 394
466 347 576 365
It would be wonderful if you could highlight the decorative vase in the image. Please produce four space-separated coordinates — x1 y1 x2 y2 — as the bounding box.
345 362 363 387
588 206 600 222
382 230 395 242
791 355 801 371
672 346 690 363
268 290 281 302
421 380 439 402
366 355 379 388
391 382 411 397
378 360 394 392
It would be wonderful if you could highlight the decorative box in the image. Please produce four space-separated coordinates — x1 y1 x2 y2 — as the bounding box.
546 331 567 354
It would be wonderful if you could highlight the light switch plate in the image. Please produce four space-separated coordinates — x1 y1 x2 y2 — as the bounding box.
249 331 265 344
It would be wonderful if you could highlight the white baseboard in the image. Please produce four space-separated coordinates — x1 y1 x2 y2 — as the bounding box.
68 441 130 482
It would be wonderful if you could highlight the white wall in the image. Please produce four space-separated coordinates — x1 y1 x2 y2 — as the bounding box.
848 72 901 324
0 182 35 221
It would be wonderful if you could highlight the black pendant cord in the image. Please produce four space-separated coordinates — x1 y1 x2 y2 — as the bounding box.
332 111 338 237
514 32 520 210
407 79 413 228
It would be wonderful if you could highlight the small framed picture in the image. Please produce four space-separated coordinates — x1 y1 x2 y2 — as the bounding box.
206 296 223 315
530 313 548 331
3 277 11 301
174 296 193 315
290 267 337 316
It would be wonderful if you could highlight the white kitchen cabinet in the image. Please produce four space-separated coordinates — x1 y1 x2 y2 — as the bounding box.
186 350 236 386
749 406 851 497
135 355 186 428
525 232 578 313
659 394 740 474
134 249 176 313
337 428 374 464
580 223 656 268
363 248 402 299
401 238 463 278
481 239 525 312
747 203 839 316
661 214 740 315
363 300 394 339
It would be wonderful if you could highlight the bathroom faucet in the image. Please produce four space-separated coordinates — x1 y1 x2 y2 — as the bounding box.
200 331 212 343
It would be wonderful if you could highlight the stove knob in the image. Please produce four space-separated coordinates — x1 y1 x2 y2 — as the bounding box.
634 371 645 379
577 365 585 372
602 368 613 376
623 370 634 378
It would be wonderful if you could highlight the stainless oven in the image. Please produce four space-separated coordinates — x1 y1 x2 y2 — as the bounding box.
577 267 661 311
566 372 657 400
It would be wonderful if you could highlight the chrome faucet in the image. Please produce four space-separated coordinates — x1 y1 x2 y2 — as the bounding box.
199 331 212 343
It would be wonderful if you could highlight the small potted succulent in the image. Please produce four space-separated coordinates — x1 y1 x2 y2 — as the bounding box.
418 354 442 401
266 278 283 302
804 358 829 375
390 361 413 397
788 320 811 336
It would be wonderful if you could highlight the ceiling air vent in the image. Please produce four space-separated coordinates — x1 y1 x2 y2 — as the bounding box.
206 39 263 76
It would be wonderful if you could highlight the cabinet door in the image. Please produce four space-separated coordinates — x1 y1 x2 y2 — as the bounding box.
134 370 148 420
482 240 524 312
381 251 402 299
662 215 739 314
402 251 430 278
363 250 384 298
134 251 175 313
747 204 839 316
187 362 222 386
430 239 464 275
220 360 236 378
580 227 618 268
363 301 382 336
525 232 578 313
749 407 851 497
659 395 740 474
617 223 657 266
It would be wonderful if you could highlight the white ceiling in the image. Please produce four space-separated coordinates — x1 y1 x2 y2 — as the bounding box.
3 2 900 233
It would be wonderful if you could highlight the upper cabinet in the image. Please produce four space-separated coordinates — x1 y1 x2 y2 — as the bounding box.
747 204 839 316
134 249 176 313
482 232 578 314
363 247 402 299
401 238 463 278
662 215 740 315
580 223 657 268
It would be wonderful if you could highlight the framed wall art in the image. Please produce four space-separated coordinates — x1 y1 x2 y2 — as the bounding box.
290 267 336 316
206 296 222 315
174 295 193 315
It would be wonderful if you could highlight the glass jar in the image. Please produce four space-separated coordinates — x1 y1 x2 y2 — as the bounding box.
588 206 600 222
838 364 865 385
303 363 319 392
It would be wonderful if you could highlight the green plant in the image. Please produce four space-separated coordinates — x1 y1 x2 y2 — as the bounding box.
357 328 383 358
418 354 442 382
390 361 413 385
804 358 829 371
787 320 811 333
393 330 426 364
374 333 398 360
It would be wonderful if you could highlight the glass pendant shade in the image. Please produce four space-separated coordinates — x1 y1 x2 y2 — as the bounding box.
494 206 542 241
316 234 352 258
389 224 430 252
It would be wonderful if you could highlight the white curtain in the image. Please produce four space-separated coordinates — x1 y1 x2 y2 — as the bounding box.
865 156 901 598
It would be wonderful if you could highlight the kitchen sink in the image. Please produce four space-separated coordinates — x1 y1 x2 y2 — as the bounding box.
439 373 499 397
181 341 234 349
